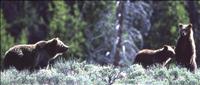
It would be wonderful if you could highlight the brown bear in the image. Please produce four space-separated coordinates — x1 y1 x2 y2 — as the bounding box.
175 23 197 72
3 38 69 70
134 45 175 68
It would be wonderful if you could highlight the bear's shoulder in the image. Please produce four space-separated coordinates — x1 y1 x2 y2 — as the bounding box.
35 40 47 49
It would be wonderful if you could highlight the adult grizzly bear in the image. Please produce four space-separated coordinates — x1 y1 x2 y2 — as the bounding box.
134 45 175 68
175 23 197 72
3 38 69 70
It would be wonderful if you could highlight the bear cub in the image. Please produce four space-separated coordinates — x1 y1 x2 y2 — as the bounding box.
134 45 175 68
175 23 197 72
3 38 69 70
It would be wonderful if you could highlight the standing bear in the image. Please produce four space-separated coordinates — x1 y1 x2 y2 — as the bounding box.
175 23 197 72
134 45 175 68
3 38 69 70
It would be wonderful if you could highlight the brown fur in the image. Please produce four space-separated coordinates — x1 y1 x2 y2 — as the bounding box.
175 23 197 72
3 38 69 70
134 45 175 68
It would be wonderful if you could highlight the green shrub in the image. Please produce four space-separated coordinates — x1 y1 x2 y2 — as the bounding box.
145 1 189 48
49 1 86 59
0 9 15 69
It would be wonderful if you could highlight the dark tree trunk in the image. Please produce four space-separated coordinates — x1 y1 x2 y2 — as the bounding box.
114 1 124 66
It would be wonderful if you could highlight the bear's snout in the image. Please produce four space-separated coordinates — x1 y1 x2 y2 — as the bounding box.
63 46 69 51
61 45 69 52
181 30 187 36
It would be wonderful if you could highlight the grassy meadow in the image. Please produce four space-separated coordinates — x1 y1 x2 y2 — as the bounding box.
1 59 200 85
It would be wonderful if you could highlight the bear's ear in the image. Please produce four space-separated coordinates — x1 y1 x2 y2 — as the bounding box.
52 38 57 44
163 45 168 51
49 38 57 45
179 23 183 29
188 23 192 29
171 46 176 49
55 37 59 40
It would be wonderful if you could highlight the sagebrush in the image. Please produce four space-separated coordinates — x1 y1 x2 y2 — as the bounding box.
1 59 200 85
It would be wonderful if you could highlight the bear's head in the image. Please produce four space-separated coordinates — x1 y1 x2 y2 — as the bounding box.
47 37 69 53
179 23 193 37
161 45 175 59
36 38 69 57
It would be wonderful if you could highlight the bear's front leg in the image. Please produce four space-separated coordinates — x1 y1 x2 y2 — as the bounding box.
162 58 172 67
